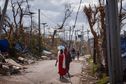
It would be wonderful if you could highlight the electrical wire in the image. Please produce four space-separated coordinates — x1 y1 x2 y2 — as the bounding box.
73 0 83 28
70 0 83 45
40 11 59 25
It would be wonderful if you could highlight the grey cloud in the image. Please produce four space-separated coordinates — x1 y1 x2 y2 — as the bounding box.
30 0 66 12
0 0 95 28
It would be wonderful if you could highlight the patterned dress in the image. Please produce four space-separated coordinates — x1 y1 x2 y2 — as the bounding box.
58 53 66 76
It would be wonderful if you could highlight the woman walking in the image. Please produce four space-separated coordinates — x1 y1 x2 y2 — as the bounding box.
64 47 72 77
77 50 80 60
55 49 66 79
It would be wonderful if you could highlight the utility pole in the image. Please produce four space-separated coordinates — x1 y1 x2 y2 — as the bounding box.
41 23 47 37
69 26 71 48
81 25 84 55
38 9 41 56
74 30 77 49
87 29 90 45
0 0 9 36
0 7 1 14
106 0 123 84
29 12 35 49
29 12 35 36
64 29 66 40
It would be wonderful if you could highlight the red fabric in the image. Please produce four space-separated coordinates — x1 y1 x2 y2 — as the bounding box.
58 53 66 76
64 48 71 73
64 49 68 72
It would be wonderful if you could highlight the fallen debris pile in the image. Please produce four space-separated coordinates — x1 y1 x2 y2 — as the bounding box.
0 45 56 76
42 50 56 60
0 59 26 75
41 54 56 60
18 56 35 64
0 54 27 75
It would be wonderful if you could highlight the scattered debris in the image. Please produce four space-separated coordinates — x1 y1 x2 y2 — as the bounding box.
80 57 97 84
27 59 35 64
5 59 22 67
42 50 56 60
0 54 27 75
18 57 35 64
41 54 56 60
0 46 54 76
43 50 52 55
41 56 49 60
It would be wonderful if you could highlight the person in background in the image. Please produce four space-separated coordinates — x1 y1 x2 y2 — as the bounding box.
71 48 76 60
55 49 66 79
64 47 72 77
77 50 80 60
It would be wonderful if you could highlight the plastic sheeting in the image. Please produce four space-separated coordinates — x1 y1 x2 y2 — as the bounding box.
0 39 9 52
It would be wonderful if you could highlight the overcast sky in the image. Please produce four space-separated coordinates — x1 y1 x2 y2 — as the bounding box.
1 0 126 28
1 0 126 39
0 0 99 40
0 0 98 30
21 0 97 32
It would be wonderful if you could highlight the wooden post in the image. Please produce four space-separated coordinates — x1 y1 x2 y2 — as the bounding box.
69 26 71 48
41 23 47 37
0 0 9 35
38 9 41 56
106 0 123 83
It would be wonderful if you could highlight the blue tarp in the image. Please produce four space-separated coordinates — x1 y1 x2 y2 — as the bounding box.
0 39 9 52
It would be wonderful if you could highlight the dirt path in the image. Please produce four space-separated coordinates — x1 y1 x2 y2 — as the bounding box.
0 58 83 84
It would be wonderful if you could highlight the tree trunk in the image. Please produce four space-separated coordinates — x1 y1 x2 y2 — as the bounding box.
95 37 101 64
93 38 97 64
102 36 108 74
0 0 9 35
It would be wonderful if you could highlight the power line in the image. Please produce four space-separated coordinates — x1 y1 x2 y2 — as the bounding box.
70 0 83 42
73 0 83 28
40 11 59 25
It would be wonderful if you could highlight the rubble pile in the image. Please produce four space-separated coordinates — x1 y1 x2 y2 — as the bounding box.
0 52 34 75
18 56 35 64
0 55 26 75
0 43 56 76
41 50 56 60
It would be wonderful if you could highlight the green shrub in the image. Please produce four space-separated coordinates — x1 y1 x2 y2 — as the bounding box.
97 75 109 84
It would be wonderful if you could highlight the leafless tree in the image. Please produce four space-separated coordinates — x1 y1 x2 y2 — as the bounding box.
84 5 100 64
83 0 126 75
119 0 126 29
9 0 33 42
11 0 26 30
52 3 73 45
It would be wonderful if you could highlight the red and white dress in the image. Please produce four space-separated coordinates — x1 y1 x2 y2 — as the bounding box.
58 53 66 76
